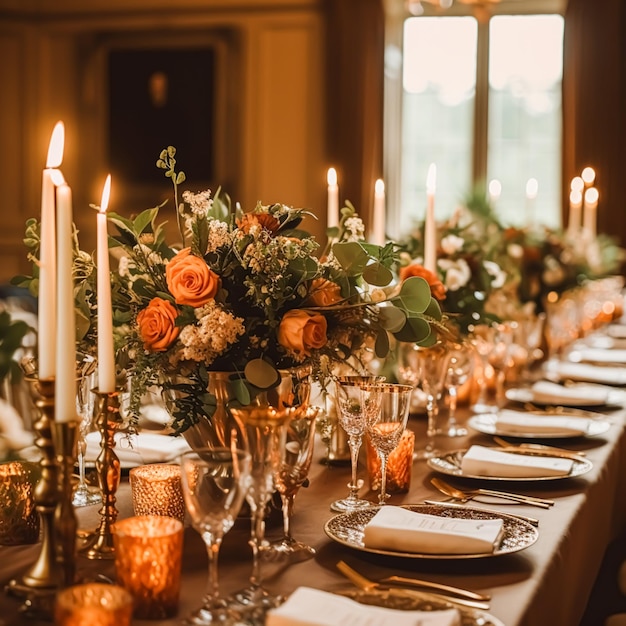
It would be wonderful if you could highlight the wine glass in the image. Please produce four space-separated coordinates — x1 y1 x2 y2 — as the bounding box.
179 447 252 626
267 406 320 560
442 340 474 437
228 405 296 619
413 342 448 460
72 357 101 507
366 383 412 506
330 376 384 513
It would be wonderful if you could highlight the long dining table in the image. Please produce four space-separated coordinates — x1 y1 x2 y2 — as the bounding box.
2 383 626 626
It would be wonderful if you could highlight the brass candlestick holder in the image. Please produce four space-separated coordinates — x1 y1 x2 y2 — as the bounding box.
5 376 61 616
81 389 123 559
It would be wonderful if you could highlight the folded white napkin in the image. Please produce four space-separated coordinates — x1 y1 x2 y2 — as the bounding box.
362 505 503 555
608 324 626 339
266 587 461 626
85 431 191 467
461 445 574 478
531 380 610 406
495 409 591 436
569 347 626 365
543 361 626 386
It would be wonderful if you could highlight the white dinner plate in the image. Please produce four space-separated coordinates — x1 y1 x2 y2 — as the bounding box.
505 386 625 408
323 504 538 559
427 447 593 482
467 411 612 439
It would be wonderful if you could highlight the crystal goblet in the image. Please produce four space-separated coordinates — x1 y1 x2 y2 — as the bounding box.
442 340 474 437
330 376 384 513
366 383 412 505
179 447 252 626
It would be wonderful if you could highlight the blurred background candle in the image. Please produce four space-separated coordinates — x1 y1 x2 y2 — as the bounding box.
97 174 116 393
423 163 437 273
39 121 64 379
326 167 339 230
488 179 501 208
371 178 385 245
581 166 596 188
525 177 538 223
568 187 583 236
51 170 77 423
583 186 599 238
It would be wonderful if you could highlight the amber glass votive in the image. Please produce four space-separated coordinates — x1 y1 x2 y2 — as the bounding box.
112 515 184 619
129 463 185 522
54 583 133 626
0 461 40 545
366 429 415 493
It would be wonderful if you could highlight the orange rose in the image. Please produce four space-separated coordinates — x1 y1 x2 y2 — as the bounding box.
399 263 446 301
278 310 328 358
306 278 342 307
137 297 180 352
166 247 220 307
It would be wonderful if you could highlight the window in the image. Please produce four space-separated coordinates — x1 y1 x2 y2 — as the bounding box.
384 1 565 237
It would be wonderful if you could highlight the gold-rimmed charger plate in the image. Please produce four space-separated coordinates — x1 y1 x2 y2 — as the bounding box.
427 447 593 482
467 411 611 439
323 504 538 559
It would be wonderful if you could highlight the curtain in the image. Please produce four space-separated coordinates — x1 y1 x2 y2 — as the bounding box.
324 0 385 230
563 0 626 249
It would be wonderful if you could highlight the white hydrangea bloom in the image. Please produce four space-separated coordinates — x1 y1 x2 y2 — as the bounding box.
343 217 365 241
438 258 471 291
440 234 465 255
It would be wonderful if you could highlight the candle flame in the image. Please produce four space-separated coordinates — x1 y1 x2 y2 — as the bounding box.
426 163 436 194
375 179 385 195
50 170 66 186
581 166 596 186
46 121 65 168
570 176 584 192
569 189 582 207
525 178 539 199
488 179 501 199
100 174 111 213
584 187 599 205
327 167 337 187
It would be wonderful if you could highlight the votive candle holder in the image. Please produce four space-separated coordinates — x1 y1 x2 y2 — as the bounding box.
54 583 133 626
0 461 40 546
366 429 415 494
112 515 184 619
129 463 185 522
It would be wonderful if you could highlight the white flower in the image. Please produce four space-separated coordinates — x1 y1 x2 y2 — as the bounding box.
343 217 365 241
182 189 213 217
440 234 465 255
207 220 231 251
438 258 471 291
507 243 524 259
483 260 506 289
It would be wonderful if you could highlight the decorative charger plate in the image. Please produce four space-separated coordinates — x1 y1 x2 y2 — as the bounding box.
427 448 593 482
323 504 538 559
339 588 505 626
505 387 625 408
467 412 611 439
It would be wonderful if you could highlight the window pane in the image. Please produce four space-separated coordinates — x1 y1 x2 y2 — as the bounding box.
401 17 477 225
487 15 564 228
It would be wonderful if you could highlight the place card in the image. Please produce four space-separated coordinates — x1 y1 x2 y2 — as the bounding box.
266 586 461 626
495 410 591 436
461 445 574 478
362 505 503 555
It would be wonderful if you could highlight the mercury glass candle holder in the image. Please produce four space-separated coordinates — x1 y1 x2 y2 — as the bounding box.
129 463 185 522
0 461 40 545
54 583 133 626
112 515 184 619
366 428 415 494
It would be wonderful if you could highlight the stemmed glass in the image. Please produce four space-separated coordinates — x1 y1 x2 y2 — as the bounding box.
366 383 413 506
228 405 295 619
468 324 497 414
72 356 101 507
179 447 252 626
442 341 474 437
330 376 384 513
267 406 320 560
413 343 448 460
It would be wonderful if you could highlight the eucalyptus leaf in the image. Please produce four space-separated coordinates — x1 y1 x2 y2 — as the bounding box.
423 297 443 321
374 329 390 358
331 241 370 276
244 359 280 389
392 276 431 314
417 330 438 347
378 306 407 333
363 261 393 287
230 378 251 406
392 315 431 343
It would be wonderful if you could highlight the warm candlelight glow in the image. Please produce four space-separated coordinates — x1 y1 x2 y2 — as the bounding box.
375 178 385 196
50 170 66 186
584 186 599 207
583 186 599 239
567 189 583 236
581 166 596 186
426 163 437 195
371 179 386 246
327 167 337 187
46 122 64 168
570 176 584 193
488 179 501 203
100 174 111 213
525 178 539 199
326 167 339 230
569 189 583 208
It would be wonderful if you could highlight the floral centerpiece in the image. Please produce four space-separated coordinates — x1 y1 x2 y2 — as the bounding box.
16 147 445 439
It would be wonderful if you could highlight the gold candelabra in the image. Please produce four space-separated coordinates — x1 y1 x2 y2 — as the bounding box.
81 389 123 559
